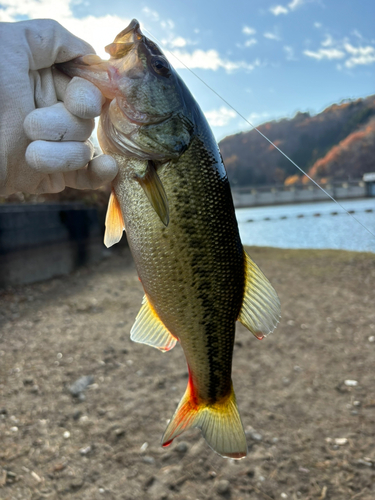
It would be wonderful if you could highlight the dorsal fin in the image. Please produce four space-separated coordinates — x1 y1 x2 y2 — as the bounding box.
104 190 125 248
238 251 281 339
131 295 177 352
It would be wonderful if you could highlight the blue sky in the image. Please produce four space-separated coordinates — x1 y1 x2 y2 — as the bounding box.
1 0 374 141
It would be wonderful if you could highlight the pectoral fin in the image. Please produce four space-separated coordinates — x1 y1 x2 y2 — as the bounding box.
131 295 177 352
104 190 125 248
137 160 169 227
238 251 281 339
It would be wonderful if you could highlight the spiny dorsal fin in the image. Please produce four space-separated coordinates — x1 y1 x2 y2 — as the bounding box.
137 160 169 227
238 251 281 339
104 190 125 248
131 295 177 352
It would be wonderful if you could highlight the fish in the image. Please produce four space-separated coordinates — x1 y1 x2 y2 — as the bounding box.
58 19 280 459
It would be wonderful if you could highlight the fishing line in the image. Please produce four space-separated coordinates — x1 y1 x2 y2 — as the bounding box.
144 27 375 240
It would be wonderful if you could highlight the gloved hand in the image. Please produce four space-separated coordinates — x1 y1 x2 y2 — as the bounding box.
0 19 118 195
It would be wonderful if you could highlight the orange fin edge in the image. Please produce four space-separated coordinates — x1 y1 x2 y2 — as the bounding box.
161 375 247 459
104 190 125 248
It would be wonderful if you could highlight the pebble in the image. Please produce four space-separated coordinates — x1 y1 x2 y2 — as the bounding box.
69 375 94 397
142 456 155 464
281 494 288 499
249 432 263 441
72 410 82 421
140 442 148 453
175 441 189 453
334 438 348 445
344 380 358 387
79 446 92 455
357 458 373 467
216 479 230 495
70 477 84 489
63 431 71 439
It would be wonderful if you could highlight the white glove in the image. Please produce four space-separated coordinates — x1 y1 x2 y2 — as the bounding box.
0 19 118 195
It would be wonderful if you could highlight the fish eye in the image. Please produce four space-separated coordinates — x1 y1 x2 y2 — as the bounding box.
151 57 170 77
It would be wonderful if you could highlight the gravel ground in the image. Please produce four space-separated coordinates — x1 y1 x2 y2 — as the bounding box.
1 245 375 500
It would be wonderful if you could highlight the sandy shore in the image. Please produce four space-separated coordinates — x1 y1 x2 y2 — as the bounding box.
1 246 375 500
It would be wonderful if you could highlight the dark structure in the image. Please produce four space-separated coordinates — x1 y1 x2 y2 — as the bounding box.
0 204 106 287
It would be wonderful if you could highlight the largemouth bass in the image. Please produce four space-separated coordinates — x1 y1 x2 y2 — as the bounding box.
59 19 280 459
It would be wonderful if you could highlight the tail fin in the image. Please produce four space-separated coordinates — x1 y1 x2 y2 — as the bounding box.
161 378 247 459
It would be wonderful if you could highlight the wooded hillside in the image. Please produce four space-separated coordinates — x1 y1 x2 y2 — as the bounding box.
219 94 375 187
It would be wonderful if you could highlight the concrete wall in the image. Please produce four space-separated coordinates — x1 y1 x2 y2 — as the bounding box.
0 204 106 287
232 181 367 208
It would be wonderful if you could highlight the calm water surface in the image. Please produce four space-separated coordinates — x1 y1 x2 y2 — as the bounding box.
236 198 375 253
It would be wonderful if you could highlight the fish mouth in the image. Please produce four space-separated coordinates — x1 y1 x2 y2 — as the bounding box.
104 19 143 58
58 19 171 125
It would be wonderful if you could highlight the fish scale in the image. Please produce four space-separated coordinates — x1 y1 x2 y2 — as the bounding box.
58 18 280 459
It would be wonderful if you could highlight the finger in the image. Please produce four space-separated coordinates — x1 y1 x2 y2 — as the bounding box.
64 77 105 119
25 140 94 173
64 154 118 189
52 67 71 101
24 103 94 142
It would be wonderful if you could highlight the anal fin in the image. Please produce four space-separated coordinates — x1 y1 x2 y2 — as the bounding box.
104 190 125 248
131 295 177 352
238 251 281 338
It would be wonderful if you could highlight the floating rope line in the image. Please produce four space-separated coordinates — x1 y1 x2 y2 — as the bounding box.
143 27 375 240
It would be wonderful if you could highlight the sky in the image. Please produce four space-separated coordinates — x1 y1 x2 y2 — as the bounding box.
1 0 374 141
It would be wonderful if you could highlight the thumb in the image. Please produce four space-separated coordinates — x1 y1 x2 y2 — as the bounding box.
23 19 96 70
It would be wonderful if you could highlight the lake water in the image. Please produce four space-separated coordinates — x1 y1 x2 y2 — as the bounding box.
236 198 375 253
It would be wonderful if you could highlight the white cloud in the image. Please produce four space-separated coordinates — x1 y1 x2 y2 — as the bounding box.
243 26 256 35
160 19 175 30
142 7 159 22
269 5 289 15
0 0 71 20
344 43 374 56
304 48 345 60
0 0 263 75
314 22 322 28
351 29 363 40
169 36 187 48
321 34 334 47
0 0 131 58
288 0 304 10
284 45 297 60
245 39 258 47
264 32 281 41
344 43 375 68
204 107 236 127
269 0 309 16
170 49 260 73
304 34 375 69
